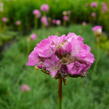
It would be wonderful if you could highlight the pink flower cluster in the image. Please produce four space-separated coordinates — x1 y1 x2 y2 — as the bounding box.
40 4 49 12
27 33 94 78
92 26 102 35
33 9 41 18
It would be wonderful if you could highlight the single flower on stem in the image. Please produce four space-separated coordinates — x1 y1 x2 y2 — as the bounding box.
40 4 49 12
33 9 41 18
55 19 61 26
30 33 37 40
92 25 102 43
91 12 96 18
15 20 22 32
102 2 108 13
1 17 8 31
41 16 48 27
27 33 95 109
90 2 98 8
33 9 41 28
15 20 21 26
92 25 102 35
63 16 69 26
82 21 87 26
2 17 8 23
20 84 31 92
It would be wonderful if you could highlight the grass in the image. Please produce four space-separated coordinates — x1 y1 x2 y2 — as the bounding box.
0 24 109 109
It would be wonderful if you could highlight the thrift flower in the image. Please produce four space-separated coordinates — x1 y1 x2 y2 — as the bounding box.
30 33 37 40
102 2 108 13
91 12 96 17
41 16 48 26
15 20 21 26
63 16 69 21
90 2 98 8
52 19 56 24
82 22 87 26
27 33 94 78
20 84 31 92
2 17 8 23
56 20 61 26
92 26 102 35
40 4 49 12
33 9 41 18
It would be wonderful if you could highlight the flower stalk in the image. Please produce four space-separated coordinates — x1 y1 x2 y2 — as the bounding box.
58 78 63 109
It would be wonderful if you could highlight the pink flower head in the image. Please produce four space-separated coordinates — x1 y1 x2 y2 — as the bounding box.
52 19 56 24
82 21 87 26
41 16 48 26
40 4 49 12
2 17 8 23
33 9 41 18
91 12 96 17
27 33 94 78
30 33 37 40
15 20 21 26
55 20 61 25
20 84 31 92
63 16 69 21
102 2 108 13
90 2 98 8
92 26 102 35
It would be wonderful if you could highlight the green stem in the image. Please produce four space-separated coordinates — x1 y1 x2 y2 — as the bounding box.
34 17 38 29
58 78 62 109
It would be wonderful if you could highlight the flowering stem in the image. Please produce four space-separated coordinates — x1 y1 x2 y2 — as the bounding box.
58 78 62 109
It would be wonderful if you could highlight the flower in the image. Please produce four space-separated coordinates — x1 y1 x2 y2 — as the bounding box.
15 20 21 26
20 84 31 92
52 19 56 24
33 9 41 18
0 2 4 12
2 17 8 23
90 2 97 8
91 12 96 17
82 21 87 26
52 19 61 25
63 16 69 21
40 4 49 12
92 26 102 35
102 2 108 13
30 33 37 40
41 16 48 26
27 33 94 78
55 20 61 26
